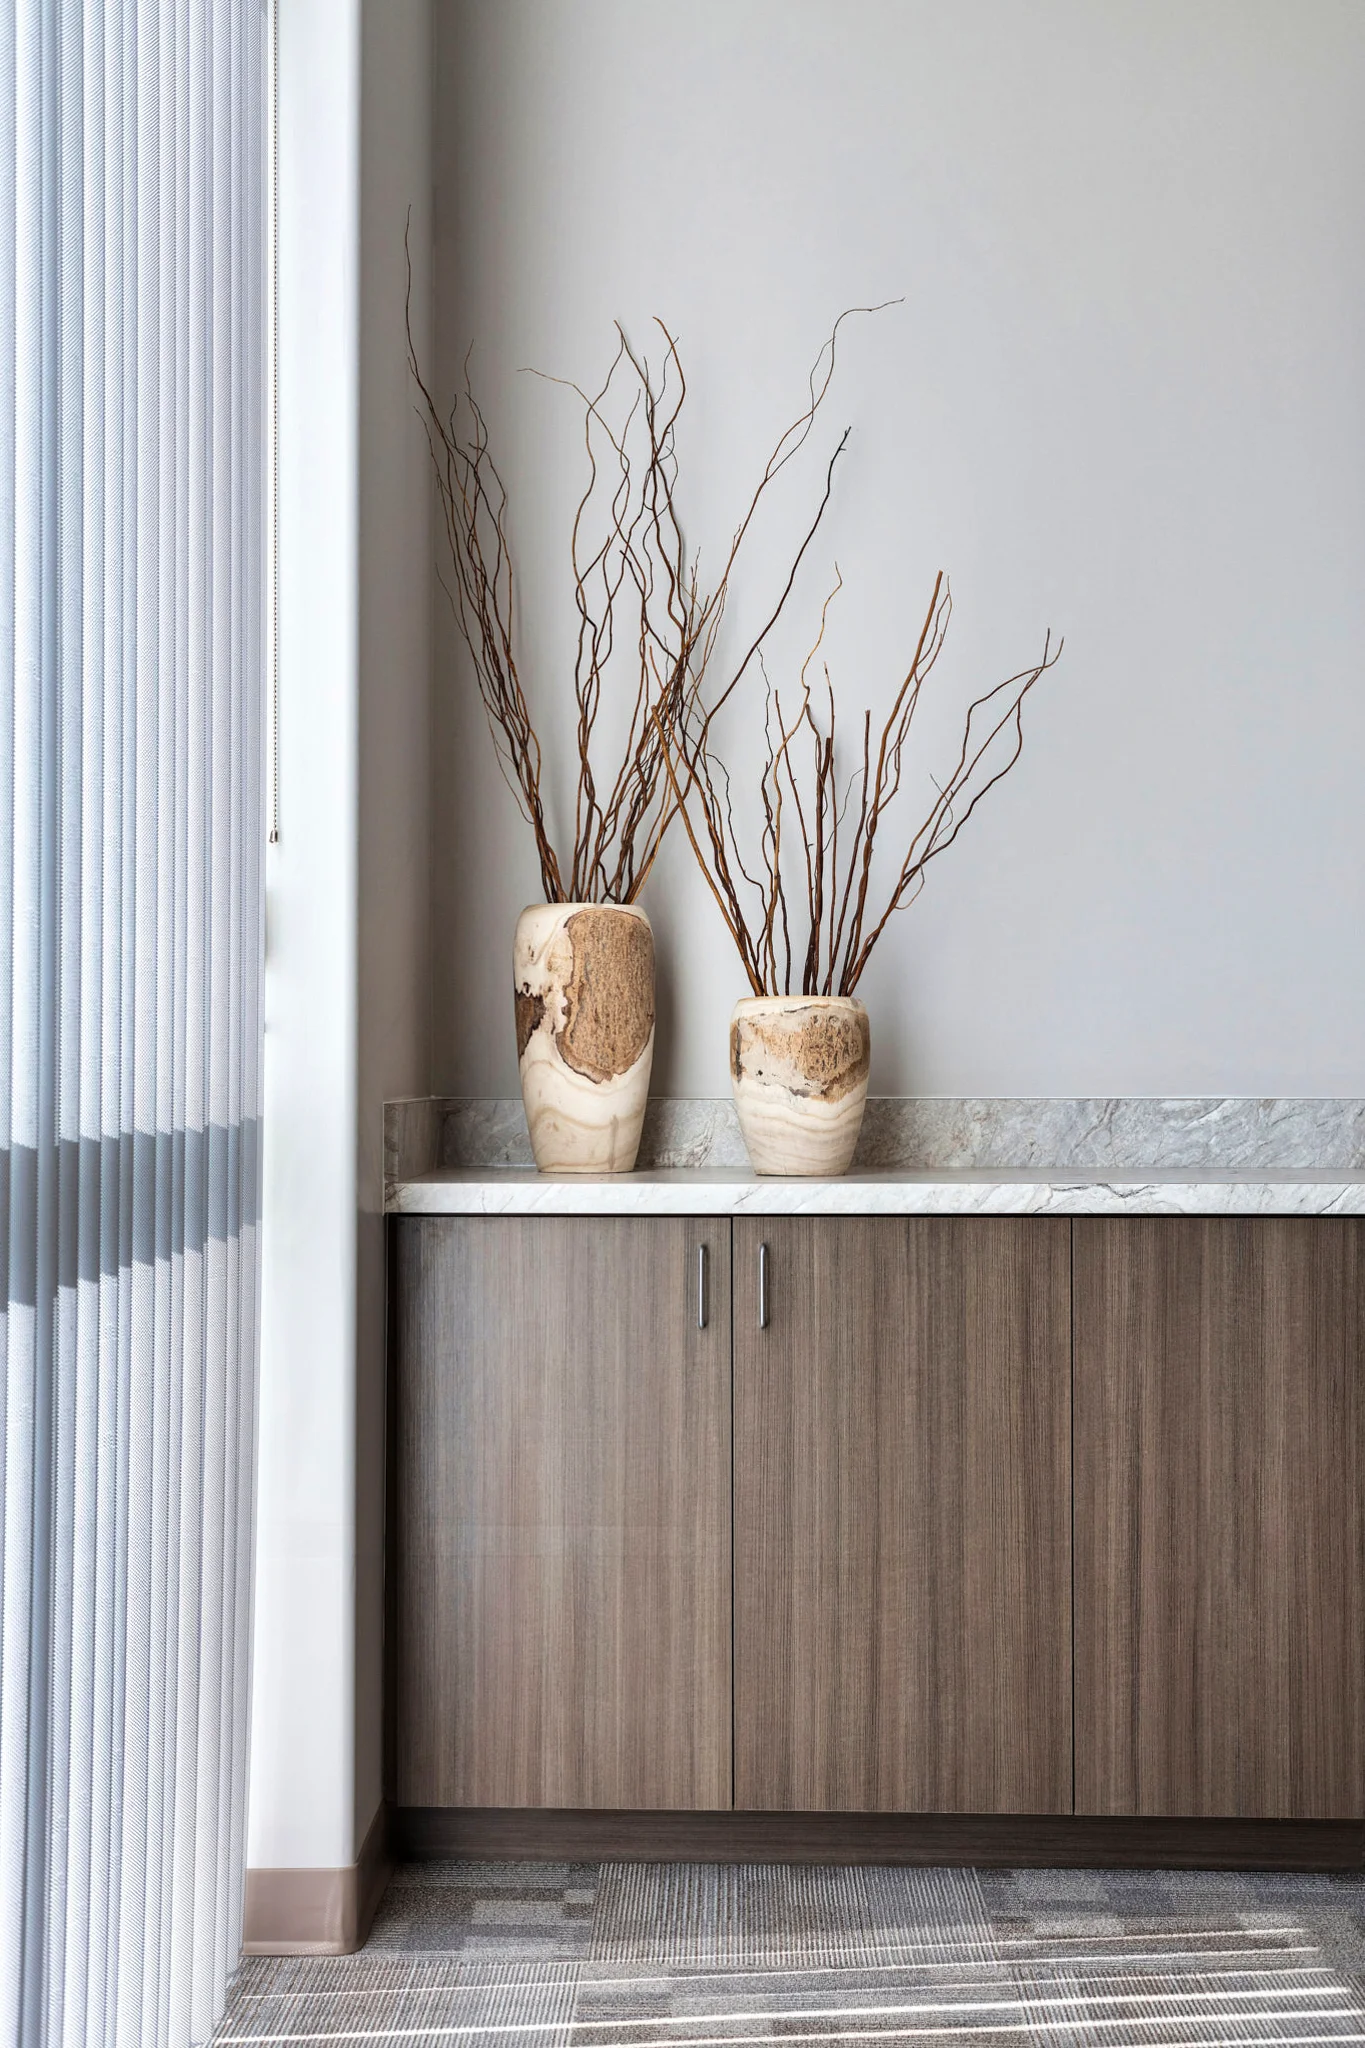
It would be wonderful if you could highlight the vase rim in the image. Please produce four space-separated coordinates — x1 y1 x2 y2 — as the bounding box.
516 899 651 920
731 991 866 1014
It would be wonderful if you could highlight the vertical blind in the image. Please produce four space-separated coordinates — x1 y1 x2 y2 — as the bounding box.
2 3 266 2045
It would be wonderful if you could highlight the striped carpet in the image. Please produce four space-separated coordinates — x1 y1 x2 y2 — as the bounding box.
213 1863 1365 2045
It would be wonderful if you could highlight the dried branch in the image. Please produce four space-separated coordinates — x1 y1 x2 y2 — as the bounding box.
661 566 1062 994
408 220 882 905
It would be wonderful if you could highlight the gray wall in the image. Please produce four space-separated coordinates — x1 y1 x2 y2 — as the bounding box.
432 0 1365 1099
357 0 433 1851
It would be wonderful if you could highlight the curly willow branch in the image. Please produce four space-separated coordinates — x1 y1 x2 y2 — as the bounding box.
662 561 1063 996
407 217 877 907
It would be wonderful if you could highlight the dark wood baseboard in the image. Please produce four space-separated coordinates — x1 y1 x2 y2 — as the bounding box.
356 1800 395 1946
392 1807 1364 1871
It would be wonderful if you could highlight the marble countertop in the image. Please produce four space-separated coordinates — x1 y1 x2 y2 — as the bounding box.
387 1166 1365 1218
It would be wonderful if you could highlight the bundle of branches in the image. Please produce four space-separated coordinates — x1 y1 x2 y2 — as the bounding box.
408 258 883 905
660 569 1062 996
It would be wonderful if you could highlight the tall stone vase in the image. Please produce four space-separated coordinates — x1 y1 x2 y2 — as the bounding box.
730 994 871 1176
514 902 655 1173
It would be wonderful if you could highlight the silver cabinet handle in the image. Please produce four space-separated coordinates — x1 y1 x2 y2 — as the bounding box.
759 1242 770 1328
697 1243 709 1330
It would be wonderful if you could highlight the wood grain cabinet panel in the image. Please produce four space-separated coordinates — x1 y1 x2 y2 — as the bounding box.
733 1217 1072 1814
390 1217 731 1810
1074 1218 1365 1819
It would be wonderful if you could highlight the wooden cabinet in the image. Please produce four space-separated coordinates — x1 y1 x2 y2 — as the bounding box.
389 1209 1365 1847
732 1218 1073 1813
390 1216 731 1810
1074 1218 1365 1819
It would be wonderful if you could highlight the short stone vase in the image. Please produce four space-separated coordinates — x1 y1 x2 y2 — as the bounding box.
730 994 871 1176
514 902 655 1173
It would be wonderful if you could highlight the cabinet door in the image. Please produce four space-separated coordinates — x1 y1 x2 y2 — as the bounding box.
391 1217 731 1809
733 1217 1072 1813
1074 1218 1365 1818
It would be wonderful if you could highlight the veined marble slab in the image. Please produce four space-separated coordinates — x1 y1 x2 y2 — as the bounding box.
384 1097 441 1183
407 1095 1365 1178
387 1166 1365 1218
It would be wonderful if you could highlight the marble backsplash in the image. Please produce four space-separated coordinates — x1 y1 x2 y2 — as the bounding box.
385 1096 1365 1185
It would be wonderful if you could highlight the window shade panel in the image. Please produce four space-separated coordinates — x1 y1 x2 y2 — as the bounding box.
2 6 266 2043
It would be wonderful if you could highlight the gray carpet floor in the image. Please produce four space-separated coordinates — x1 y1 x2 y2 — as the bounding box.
214 1861 1365 2045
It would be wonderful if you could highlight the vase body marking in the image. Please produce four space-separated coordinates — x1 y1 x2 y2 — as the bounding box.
514 902 654 1174
730 993 870 1176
